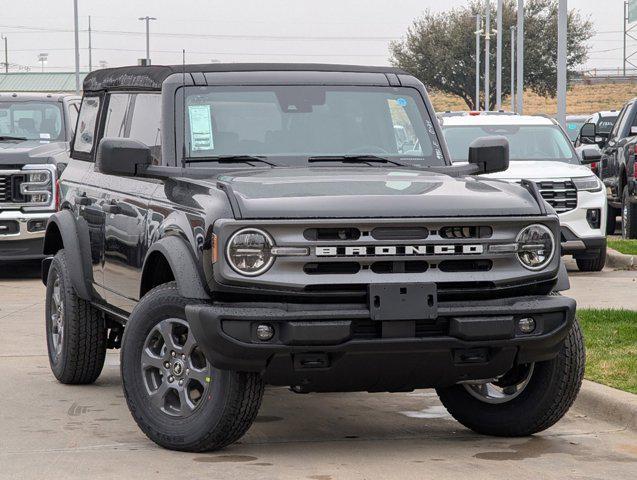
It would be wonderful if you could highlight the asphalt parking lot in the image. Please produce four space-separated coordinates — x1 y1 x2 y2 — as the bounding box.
1 260 636 479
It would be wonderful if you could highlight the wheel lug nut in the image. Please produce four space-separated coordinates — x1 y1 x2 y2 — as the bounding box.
171 351 176 357
186 368 190 375
164 361 170 368
168 376 174 383
179 380 184 386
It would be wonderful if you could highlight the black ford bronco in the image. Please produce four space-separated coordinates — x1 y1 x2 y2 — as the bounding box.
42 64 584 452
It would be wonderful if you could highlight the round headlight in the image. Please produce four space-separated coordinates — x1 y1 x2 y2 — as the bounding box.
516 224 555 270
226 228 275 276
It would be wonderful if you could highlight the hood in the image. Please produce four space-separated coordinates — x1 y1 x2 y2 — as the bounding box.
213 167 542 219
482 160 593 181
0 140 68 166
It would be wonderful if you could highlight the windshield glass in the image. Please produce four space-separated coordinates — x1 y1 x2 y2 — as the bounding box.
566 120 586 141
181 85 445 166
0 101 64 141
442 124 577 164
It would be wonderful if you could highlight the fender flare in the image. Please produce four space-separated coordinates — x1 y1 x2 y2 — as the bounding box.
142 235 210 300
42 209 94 300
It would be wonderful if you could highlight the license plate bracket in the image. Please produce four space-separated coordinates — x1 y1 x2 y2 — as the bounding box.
368 283 438 321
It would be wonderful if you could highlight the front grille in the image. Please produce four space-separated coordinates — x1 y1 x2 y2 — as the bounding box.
536 180 578 213
0 174 11 202
352 319 449 339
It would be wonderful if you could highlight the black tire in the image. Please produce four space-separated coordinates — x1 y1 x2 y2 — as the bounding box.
575 242 606 272
606 205 618 235
622 187 637 239
121 282 264 452
45 250 107 384
437 319 585 437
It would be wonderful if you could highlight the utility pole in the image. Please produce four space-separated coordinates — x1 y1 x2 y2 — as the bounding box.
516 0 524 114
625 1 628 77
484 1 491 111
73 0 80 94
475 14 482 111
496 0 503 110
88 15 92 72
138 16 157 65
0 34 7 73
557 0 567 129
511 26 516 112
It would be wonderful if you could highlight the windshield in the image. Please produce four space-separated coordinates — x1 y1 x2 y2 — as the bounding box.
181 85 445 166
566 120 586 141
442 124 577 164
0 101 64 141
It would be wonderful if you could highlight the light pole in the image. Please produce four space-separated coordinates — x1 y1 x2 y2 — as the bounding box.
484 1 491 111
557 0 567 129
475 14 482 111
511 26 516 112
496 0 503 110
73 0 80 94
0 34 7 73
88 16 92 72
138 16 157 65
37 53 48 72
516 0 524 114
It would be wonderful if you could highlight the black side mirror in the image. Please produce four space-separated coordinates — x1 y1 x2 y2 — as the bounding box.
579 123 597 144
580 146 602 164
96 137 151 176
468 136 509 174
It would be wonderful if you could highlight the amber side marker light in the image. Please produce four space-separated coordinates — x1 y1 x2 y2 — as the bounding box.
211 234 218 263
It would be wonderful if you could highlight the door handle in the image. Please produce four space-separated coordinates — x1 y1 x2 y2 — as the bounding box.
74 193 91 205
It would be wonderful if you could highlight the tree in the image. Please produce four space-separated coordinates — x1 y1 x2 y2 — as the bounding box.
389 0 593 110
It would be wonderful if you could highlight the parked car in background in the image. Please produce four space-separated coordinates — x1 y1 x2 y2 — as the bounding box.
575 111 619 148
0 93 81 261
581 102 637 238
566 115 589 144
441 114 607 271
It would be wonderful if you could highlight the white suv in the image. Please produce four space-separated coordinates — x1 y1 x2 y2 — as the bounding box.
440 113 607 271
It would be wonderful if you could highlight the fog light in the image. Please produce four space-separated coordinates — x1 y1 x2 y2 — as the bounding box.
256 324 275 341
586 209 601 229
518 317 536 334
27 219 47 232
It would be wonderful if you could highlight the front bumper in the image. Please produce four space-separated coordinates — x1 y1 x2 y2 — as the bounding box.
186 294 576 392
0 210 51 260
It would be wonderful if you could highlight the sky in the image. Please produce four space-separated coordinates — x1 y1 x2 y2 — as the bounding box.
0 0 628 73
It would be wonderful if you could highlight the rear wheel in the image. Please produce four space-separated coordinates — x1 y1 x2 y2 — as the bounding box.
606 205 618 235
45 250 107 384
622 187 637 239
437 319 585 437
121 282 265 452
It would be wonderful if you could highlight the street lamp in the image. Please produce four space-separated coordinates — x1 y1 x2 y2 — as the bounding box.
1 34 7 73
138 16 157 65
37 53 48 72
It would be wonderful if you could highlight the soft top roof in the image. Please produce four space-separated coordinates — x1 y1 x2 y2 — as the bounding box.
82 63 409 92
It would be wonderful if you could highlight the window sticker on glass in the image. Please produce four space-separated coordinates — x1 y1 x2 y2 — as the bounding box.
395 98 408 107
188 104 214 151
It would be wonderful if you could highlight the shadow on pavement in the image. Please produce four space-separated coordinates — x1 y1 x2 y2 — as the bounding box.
0 260 42 279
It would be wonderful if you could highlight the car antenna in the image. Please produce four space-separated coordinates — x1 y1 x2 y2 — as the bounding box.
181 49 187 169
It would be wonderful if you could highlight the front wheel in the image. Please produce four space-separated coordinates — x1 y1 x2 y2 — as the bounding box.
437 319 585 437
575 242 606 272
121 282 265 452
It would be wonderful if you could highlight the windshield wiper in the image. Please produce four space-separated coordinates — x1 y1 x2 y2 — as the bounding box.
308 155 408 167
183 155 277 167
0 135 27 141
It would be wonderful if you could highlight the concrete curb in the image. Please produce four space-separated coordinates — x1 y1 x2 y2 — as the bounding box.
606 248 637 270
574 380 637 431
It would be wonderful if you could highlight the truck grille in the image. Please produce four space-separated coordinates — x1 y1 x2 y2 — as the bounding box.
536 180 577 214
0 174 12 202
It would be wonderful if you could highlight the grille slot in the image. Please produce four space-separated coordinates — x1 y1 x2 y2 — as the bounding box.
0 174 12 202
437 260 492 272
370 261 428 274
439 226 492 239
0 220 19 235
371 227 428 240
304 228 360 241
352 319 449 339
536 180 578 213
304 262 361 275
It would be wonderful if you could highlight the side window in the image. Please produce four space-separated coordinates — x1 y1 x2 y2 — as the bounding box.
614 105 632 139
103 93 130 138
128 94 162 157
68 103 79 136
73 96 101 155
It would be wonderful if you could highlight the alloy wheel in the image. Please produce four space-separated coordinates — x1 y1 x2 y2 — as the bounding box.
141 318 212 417
49 275 64 359
463 363 535 404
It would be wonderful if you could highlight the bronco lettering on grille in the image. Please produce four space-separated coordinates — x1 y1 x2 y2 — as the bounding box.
315 245 484 257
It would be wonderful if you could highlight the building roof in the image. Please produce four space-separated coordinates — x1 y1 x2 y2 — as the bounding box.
83 63 409 92
0 72 88 93
440 114 557 127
